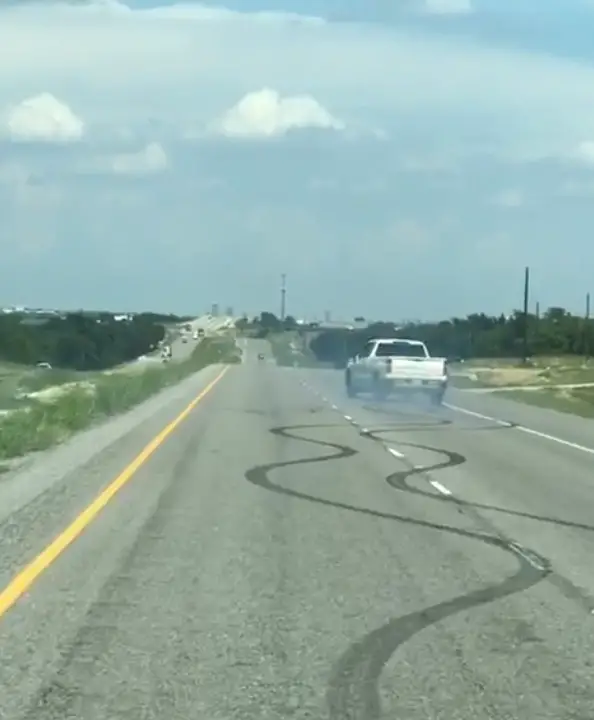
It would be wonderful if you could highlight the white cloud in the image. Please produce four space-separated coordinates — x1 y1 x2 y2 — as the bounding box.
491 188 524 207
0 161 32 187
384 219 431 254
3 93 84 143
111 142 168 175
138 2 325 26
422 0 474 14
400 154 457 172
558 179 594 196
1 0 594 154
213 88 345 139
572 141 594 165
1 1 594 317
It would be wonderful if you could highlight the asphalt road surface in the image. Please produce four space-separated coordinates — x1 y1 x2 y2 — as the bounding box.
2 340 594 718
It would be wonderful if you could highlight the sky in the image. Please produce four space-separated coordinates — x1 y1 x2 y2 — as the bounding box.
2 0 594 320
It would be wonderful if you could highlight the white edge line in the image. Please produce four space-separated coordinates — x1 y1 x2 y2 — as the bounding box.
444 402 511 427
515 425 594 455
388 447 405 458
430 480 452 496
445 402 594 456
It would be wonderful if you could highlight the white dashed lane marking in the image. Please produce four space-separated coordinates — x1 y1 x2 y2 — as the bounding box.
430 480 452 496
302 381 454 498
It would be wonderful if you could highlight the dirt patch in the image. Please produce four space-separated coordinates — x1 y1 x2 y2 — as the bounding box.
25 381 97 403
476 367 545 387
555 388 580 402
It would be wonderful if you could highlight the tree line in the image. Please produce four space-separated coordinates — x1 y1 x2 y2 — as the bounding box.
0 311 186 370
245 307 594 364
236 312 299 337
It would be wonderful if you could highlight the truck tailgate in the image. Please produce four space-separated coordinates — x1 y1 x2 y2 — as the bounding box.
385 357 446 380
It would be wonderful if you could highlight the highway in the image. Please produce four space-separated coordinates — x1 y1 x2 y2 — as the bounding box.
166 314 235 362
1 339 594 718
122 314 235 371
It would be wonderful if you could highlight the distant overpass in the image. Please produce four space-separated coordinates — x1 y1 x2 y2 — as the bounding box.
297 319 369 331
297 320 404 332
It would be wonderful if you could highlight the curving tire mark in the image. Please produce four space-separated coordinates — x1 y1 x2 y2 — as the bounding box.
368 432 594 535
244 423 550 720
361 426 594 616
327 555 543 720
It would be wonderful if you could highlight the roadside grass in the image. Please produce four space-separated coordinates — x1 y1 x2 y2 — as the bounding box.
450 355 594 390
0 363 93 411
0 337 239 461
499 386 594 419
267 332 325 368
0 323 184 409
451 353 594 418
459 355 585 368
449 374 487 389
19 368 97 394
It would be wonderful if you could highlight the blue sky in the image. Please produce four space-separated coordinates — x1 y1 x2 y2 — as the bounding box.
2 0 594 320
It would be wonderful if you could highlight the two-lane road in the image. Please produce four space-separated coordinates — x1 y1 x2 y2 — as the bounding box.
1 342 594 718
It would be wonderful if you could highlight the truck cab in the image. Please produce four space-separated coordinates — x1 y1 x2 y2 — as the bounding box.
345 338 448 404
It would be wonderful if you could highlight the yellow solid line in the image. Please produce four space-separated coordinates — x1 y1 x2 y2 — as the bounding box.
0 365 229 619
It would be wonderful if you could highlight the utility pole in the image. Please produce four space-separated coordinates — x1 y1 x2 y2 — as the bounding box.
585 292 591 362
535 301 540 319
280 273 286 322
521 266 530 364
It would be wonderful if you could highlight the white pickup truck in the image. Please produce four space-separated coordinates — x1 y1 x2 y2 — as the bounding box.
345 337 448 405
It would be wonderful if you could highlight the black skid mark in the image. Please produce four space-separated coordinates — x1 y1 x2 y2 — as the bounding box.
244 425 472 534
245 424 358 496
243 423 550 720
243 426 545 552
364 426 594 537
327 554 543 720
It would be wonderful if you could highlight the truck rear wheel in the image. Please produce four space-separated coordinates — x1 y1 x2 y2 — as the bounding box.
430 389 445 406
346 371 358 398
372 375 389 401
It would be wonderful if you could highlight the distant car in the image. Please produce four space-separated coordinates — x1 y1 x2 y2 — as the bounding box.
181 337 187 344
258 352 265 361
36 362 52 369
